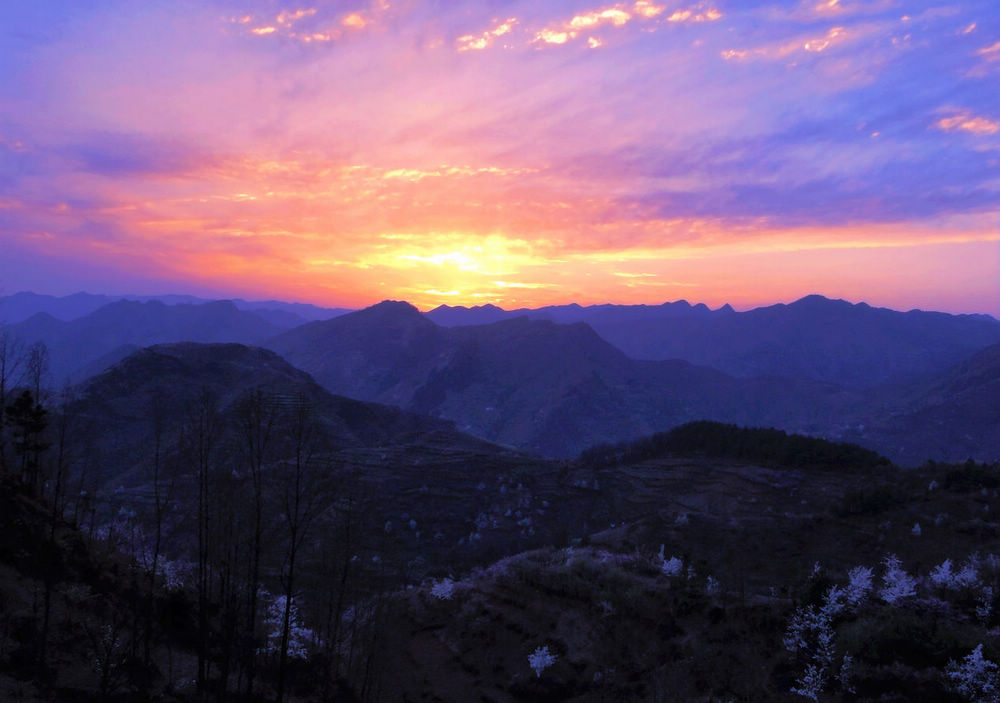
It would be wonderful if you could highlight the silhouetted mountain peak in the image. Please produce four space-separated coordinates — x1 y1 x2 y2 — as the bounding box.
788 294 852 309
352 299 428 326
370 299 421 314
20 311 60 326
335 300 436 336
87 342 303 393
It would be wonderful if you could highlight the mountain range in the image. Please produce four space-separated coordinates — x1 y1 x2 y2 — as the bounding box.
263 301 854 457
4 292 1000 700
4 291 999 464
429 295 1000 388
0 290 349 326
9 299 292 384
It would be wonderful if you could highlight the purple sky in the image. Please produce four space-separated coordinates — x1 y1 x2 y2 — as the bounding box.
1 0 999 313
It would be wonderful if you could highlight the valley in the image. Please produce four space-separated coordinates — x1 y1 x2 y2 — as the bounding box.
1 292 999 701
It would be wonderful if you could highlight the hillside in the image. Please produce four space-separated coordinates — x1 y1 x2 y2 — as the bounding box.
0 479 204 702
66 341 494 489
11 300 284 384
267 301 856 457
357 429 1000 702
9 374 1000 702
838 341 1000 464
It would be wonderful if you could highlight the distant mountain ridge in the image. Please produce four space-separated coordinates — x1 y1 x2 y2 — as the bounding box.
426 298 733 327
0 290 350 324
10 299 286 384
9 290 999 390
429 294 1000 388
6 291 1000 463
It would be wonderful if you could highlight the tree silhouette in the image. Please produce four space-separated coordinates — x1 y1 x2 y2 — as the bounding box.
6 390 49 492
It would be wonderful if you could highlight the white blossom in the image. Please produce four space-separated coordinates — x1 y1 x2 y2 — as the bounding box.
528 645 557 678
845 566 873 605
260 594 312 659
948 644 1000 703
957 556 983 589
932 559 957 589
661 556 683 577
879 554 916 605
978 587 995 623
430 577 455 600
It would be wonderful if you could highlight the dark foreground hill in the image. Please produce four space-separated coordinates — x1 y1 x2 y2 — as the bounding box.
352 427 1000 702
66 341 500 490
267 301 856 457
0 480 204 702
9 416 1000 701
429 295 1000 388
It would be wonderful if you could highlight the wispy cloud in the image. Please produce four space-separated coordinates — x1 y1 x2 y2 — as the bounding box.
528 1 719 48
935 110 1000 135
1 0 998 313
457 17 518 52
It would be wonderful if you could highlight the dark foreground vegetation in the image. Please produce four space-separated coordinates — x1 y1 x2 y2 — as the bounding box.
579 421 893 473
2 334 1000 701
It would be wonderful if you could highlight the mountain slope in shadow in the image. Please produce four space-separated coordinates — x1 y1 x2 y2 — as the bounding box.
68 341 495 489
268 301 855 457
430 295 1000 388
12 300 284 384
838 340 1000 464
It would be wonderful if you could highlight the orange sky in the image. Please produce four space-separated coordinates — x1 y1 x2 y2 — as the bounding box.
2 0 999 314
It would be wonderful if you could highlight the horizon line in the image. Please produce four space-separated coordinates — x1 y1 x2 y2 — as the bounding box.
3 289 998 321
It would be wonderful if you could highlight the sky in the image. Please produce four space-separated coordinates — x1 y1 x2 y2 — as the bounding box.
1 0 999 314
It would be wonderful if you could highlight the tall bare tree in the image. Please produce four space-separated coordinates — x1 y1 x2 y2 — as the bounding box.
274 396 330 703
183 388 220 692
0 327 25 476
144 395 174 668
234 387 278 698
25 341 49 403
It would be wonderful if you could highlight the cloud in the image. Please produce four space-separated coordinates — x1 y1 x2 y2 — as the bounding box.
1 0 998 312
529 1 716 48
721 25 853 61
934 111 1000 136
456 17 518 52
236 1 390 44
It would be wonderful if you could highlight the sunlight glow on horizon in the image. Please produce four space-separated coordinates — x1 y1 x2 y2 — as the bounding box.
1 0 998 315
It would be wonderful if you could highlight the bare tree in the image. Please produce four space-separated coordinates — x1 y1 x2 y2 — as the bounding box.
183 388 221 692
144 395 174 668
49 383 78 533
0 327 25 476
7 390 50 492
234 387 278 698
25 341 49 403
274 396 330 703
